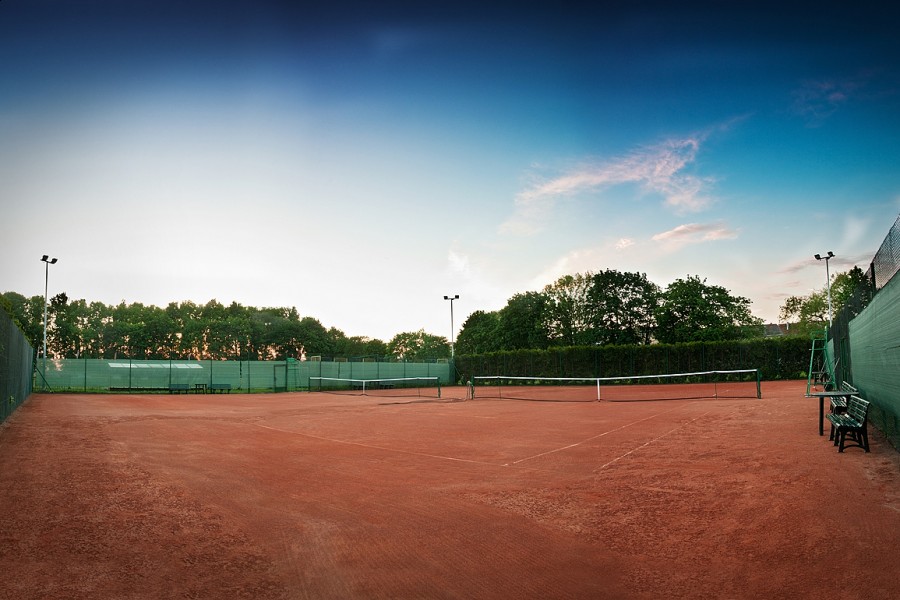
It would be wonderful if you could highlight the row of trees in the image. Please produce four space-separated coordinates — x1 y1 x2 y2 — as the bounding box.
3 266 866 362
0 292 450 362
455 271 763 354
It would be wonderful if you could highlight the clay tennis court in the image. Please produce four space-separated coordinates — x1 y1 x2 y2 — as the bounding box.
1 380 898 599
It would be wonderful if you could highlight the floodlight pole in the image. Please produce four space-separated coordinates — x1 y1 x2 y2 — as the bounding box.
814 251 835 326
40 255 58 390
443 294 459 358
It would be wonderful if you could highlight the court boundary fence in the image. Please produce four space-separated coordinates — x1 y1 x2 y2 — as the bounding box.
37 357 452 393
827 211 900 451
1 309 34 423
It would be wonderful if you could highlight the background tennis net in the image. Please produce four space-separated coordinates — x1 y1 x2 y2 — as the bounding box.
469 369 761 402
309 376 441 398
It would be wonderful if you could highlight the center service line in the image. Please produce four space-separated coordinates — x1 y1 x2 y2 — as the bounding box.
507 403 697 466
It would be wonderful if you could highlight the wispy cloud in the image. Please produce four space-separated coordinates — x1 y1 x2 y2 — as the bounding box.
778 252 873 275
501 134 715 235
790 72 877 125
651 222 738 250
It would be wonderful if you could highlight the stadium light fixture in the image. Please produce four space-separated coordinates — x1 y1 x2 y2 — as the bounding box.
40 255 58 390
443 294 459 358
814 251 835 326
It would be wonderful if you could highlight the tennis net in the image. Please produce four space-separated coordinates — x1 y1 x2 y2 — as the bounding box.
309 376 441 398
469 369 760 402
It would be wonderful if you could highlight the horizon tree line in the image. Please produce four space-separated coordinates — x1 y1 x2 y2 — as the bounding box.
0 293 449 362
1 266 867 361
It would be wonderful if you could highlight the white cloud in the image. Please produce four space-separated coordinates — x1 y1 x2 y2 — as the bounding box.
528 248 605 290
651 222 739 250
500 134 714 235
447 249 471 276
777 253 873 293
527 238 657 291
444 249 515 317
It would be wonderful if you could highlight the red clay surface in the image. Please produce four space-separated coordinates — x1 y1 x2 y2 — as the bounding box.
1 380 898 599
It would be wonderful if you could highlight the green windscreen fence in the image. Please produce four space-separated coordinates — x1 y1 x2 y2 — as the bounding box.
1 310 34 423
849 276 900 450
39 358 452 393
825 212 900 451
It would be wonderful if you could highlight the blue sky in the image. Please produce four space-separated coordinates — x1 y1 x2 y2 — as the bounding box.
2 1 899 341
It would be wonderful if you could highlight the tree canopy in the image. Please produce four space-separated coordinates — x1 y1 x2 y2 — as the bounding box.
779 266 872 335
654 275 761 344
1 293 406 362
4 265 795 361
456 269 763 351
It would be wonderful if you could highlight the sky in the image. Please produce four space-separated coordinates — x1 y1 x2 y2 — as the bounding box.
2 0 899 342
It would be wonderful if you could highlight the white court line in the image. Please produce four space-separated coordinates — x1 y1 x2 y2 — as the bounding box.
255 402 730 472
507 403 700 466
253 423 501 467
593 410 714 472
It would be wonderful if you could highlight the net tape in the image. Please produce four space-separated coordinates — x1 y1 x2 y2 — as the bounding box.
471 369 760 401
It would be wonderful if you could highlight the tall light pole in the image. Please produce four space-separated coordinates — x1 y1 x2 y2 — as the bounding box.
815 251 834 326
41 255 58 390
443 294 459 358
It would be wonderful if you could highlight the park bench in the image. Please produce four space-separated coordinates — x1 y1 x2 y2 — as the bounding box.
830 381 857 414
826 395 870 452
209 383 232 394
169 383 190 394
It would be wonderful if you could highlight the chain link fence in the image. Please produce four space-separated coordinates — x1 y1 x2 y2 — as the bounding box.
869 212 900 291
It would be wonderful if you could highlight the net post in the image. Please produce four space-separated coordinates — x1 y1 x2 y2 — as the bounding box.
756 369 761 399
437 378 441 399
596 378 601 401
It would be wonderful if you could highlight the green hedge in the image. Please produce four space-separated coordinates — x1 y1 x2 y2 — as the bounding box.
455 336 810 383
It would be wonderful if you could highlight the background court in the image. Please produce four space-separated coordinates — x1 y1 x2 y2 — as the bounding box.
1 380 898 599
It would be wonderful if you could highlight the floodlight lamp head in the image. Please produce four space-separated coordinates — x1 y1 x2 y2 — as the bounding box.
40 255 57 264
41 255 48 261
444 294 459 300
814 254 822 260
827 251 834 258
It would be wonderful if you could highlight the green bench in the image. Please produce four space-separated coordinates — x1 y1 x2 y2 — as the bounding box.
825 395 870 452
209 383 232 393
169 383 190 394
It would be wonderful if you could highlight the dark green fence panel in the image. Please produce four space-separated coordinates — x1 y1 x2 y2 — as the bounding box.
848 275 900 451
36 357 453 393
1 309 34 423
